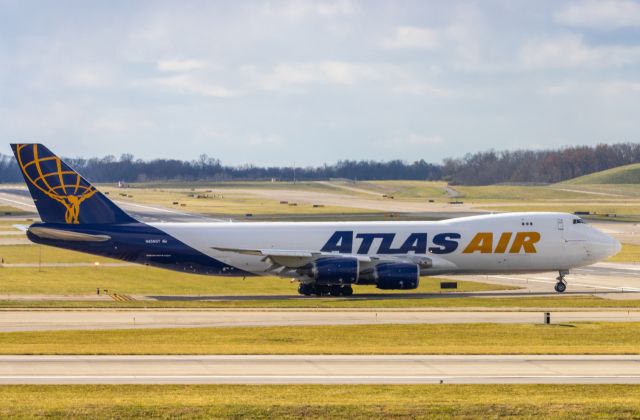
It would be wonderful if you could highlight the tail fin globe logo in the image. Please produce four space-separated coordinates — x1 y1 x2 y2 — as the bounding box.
14 144 97 224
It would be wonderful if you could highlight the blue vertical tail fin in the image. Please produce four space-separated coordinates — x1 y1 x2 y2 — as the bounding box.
11 143 136 224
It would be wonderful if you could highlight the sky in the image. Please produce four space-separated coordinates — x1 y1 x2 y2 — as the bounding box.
1 0 639 166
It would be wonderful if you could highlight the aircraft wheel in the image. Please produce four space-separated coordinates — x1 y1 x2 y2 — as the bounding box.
315 284 329 296
554 282 567 293
341 285 353 297
330 285 342 296
298 284 313 296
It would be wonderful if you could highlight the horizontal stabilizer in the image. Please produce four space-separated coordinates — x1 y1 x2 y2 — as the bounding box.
28 226 111 242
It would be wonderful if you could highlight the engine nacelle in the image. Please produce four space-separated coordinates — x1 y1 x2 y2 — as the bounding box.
374 262 419 290
298 257 359 285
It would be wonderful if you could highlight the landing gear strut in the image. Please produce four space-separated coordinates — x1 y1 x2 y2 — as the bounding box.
297 283 354 297
554 270 569 293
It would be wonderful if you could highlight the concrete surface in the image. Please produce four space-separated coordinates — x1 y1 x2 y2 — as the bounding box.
1 310 640 332
1 355 640 384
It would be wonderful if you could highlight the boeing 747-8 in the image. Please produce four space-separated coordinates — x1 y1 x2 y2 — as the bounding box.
11 144 621 296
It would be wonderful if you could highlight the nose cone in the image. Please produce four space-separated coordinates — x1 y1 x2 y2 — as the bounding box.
596 232 622 259
587 229 622 261
609 236 622 257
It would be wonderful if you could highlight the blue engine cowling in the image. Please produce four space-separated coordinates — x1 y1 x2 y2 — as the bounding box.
299 257 359 285
374 262 419 290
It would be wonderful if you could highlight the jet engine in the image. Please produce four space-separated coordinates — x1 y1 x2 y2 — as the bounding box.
371 262 419 290
297 257 359 285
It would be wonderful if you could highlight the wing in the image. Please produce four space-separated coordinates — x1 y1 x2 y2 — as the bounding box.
212 246 456 277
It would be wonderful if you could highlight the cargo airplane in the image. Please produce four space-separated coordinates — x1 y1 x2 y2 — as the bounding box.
11 144 621 296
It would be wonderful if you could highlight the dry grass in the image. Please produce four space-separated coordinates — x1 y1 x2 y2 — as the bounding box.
1 322 640 355
608 243 640 263
1 384 640 418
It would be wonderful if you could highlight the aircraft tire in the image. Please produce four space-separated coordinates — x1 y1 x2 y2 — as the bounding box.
298 284 313 296
315 284 329 296
329 285 342 296
554 282 567 293
341 285 353 297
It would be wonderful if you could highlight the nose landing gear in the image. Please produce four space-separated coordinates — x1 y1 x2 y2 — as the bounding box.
554 270 569 293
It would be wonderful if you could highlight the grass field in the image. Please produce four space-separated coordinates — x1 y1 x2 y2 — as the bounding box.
563 163 640 185
1 322 640 354
2 384 640 418
100 184 377 215
608 243 640 263
481 203 640 216
0 263 513 295
453 185 599 201
0 244 118 264
553 183 640 197
353 180 449 199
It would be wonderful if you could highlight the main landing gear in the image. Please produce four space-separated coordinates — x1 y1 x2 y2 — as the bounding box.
554 270 569 293
298 283 353 297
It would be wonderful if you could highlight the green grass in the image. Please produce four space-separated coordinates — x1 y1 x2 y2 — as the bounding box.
355 180 449 199
563 163 640 184
1 322 640 354
0 245 118 264
101 184 376 215
453 185 598 201
112 180 351 193
2 384 640 418
608 243 640 263
0 263 512 295
481 203 640 216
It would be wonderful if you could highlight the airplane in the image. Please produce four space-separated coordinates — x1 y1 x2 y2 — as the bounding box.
10 143 621 296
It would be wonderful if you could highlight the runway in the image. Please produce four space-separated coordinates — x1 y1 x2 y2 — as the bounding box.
452 262 640 296
2 355 640 384
2 310 640 332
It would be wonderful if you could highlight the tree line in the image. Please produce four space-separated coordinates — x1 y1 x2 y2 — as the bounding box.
0 143 638 185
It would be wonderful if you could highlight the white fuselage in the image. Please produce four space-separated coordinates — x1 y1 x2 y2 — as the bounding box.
153 212 621 277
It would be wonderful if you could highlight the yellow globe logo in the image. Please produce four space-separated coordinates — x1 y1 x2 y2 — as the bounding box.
15 144 97 224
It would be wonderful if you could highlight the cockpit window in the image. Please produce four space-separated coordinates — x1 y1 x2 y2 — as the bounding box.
572 218 586 224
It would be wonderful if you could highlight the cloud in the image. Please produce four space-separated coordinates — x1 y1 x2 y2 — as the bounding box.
555 0 640 28
157 59 207 72
389 134 444 146
391 83 452 97
246 61 380 91
65 67 115 88
598 80 640 95
405 134 444 145
543 82 577 95
264 0 357 19
247 133 285 146
149 74 239 98
519 34 640 69
381 26 438 50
